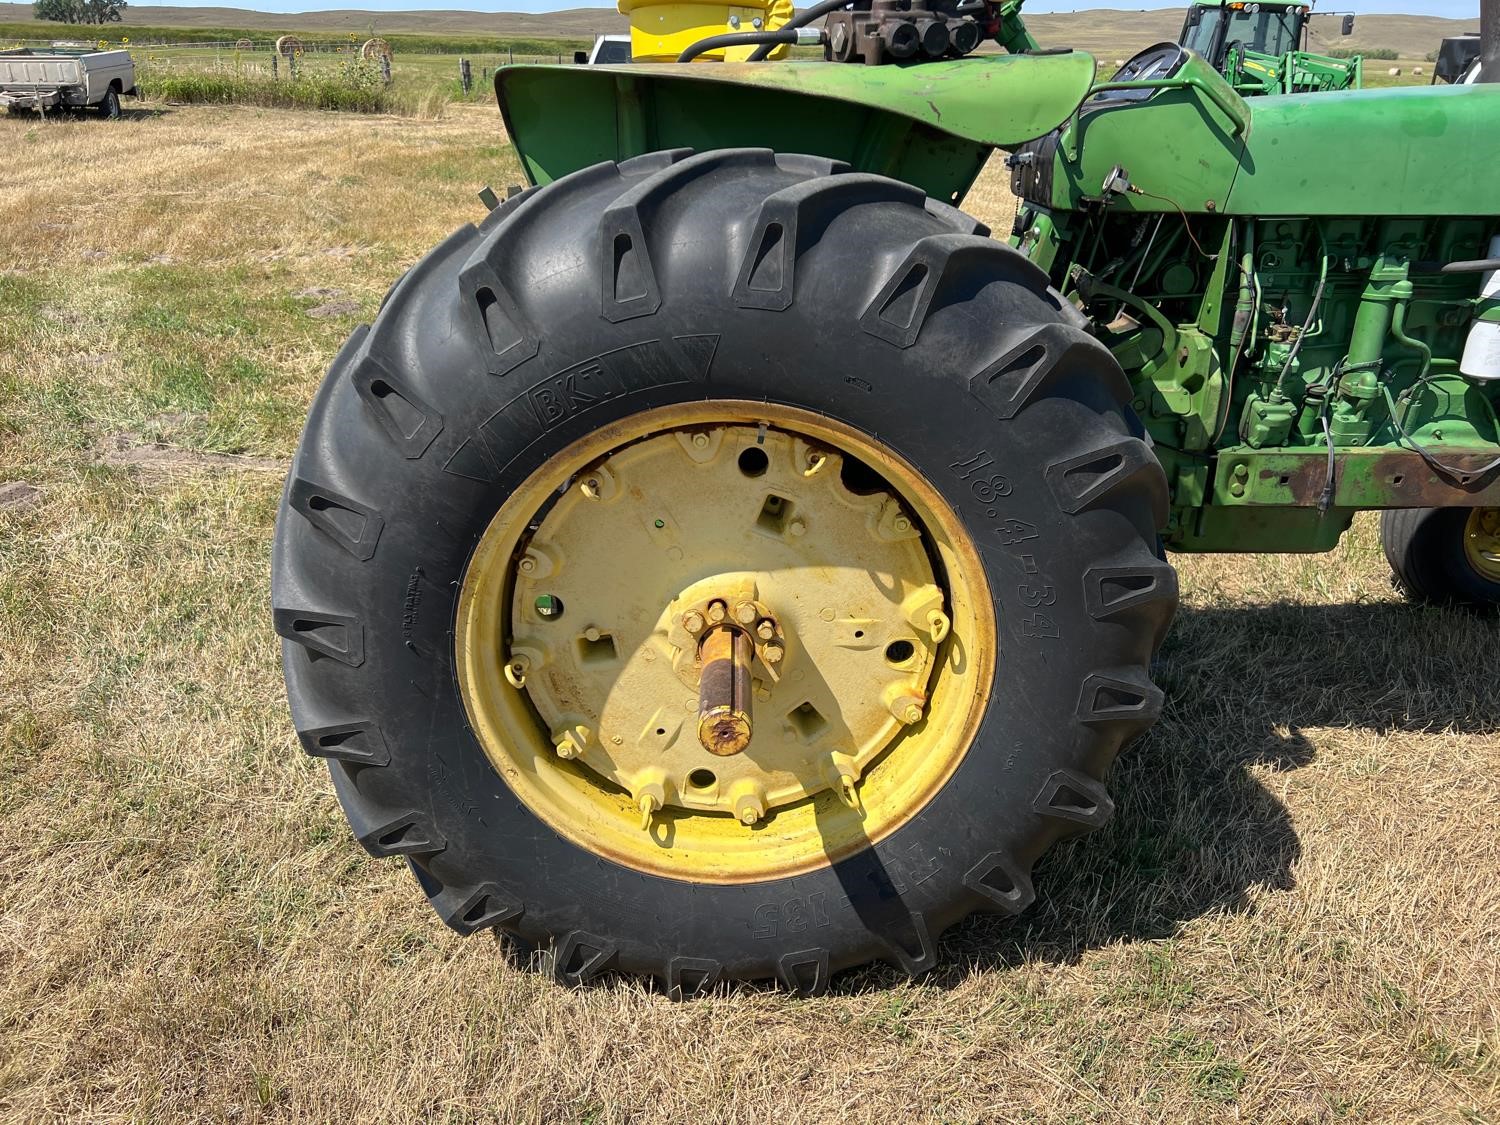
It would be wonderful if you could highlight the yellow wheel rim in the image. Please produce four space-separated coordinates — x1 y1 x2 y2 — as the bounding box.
1464 508 1500 583
454 402 994 884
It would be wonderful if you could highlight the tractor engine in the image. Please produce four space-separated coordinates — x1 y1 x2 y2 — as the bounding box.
822 0 991 65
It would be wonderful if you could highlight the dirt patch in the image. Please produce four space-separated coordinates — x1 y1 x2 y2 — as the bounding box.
0 481 42 511
97 434 286 474
294 286 345 300
306 299 360 319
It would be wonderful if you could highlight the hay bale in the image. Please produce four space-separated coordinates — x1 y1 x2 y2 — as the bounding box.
1388 66 1402 76
275 35 303 58
360 37 392 61
234 37 252 51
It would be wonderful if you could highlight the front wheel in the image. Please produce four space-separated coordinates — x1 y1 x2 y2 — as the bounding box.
1383 506 1500 609
272 150 1177 992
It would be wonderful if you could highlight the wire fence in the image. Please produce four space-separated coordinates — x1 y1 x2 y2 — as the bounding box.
3 35 601 56
4 35 579 60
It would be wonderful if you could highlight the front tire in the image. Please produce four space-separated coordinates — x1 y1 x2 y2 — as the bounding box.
272 150 1177 992
1383 506 1500 609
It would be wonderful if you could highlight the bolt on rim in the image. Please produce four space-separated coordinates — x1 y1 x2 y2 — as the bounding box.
1464 507 1500 582
454 401 994 883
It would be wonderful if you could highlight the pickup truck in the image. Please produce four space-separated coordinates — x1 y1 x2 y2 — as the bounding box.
571 35 632 65
0 46 135 118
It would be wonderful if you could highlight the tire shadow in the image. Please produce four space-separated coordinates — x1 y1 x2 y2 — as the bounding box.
3 103 168 124
886 597 1500 986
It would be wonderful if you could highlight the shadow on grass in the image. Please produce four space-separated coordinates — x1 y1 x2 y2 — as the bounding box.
496 598 1498 995
904 597 1500 988
4 103 172 124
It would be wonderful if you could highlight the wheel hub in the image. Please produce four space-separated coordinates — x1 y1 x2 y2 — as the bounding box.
510 424 947 826
1465 507 1500 582
454 402 993 883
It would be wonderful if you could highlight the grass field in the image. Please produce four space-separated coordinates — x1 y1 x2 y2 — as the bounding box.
1 101 1498 1123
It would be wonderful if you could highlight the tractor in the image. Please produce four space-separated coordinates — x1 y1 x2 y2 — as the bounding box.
272 0 1500 994
1177 0 1362 94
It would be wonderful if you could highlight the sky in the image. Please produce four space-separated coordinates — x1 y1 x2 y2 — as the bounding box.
136 1 1482 16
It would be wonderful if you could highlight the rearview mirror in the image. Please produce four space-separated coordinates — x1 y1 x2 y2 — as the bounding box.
1342 15 1355 35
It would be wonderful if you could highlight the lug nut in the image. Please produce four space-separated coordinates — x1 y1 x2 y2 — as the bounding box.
755 618 775 642
683 610 705 634
734 601 758 626
889 693 925 725
762 643 784 664
554 728 587 759
706 599 727 624
729 780 768 826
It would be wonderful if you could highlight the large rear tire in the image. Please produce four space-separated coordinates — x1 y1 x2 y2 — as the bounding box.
272 150 1177 993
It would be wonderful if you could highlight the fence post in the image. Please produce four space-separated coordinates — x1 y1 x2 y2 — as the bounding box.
459 56 472 93
381 53 392 85
271 52 278 80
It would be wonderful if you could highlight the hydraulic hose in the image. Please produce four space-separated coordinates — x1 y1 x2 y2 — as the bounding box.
1272 224 1330 397
678 27 821 63
745 0 850 61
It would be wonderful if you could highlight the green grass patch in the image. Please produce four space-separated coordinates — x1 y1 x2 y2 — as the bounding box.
139 59 395 113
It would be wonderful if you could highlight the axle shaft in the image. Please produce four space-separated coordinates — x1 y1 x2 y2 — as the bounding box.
697 626 753 756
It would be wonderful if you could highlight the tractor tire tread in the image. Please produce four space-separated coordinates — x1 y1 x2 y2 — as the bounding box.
273 147 1175 991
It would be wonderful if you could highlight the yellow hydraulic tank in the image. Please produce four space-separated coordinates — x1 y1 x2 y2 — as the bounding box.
619 0 796 62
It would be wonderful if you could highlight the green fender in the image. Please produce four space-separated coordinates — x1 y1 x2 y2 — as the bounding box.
495 51 1098 204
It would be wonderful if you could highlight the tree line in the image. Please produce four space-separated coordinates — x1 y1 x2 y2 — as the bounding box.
32 0 127 25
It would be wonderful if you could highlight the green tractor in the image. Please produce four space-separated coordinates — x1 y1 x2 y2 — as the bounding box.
1178 0 1361 94
272 0 1500 993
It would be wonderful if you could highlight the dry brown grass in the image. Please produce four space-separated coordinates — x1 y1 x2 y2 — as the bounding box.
1 104 1498 1124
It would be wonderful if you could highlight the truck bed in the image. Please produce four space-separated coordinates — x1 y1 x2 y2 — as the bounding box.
0 47 134 111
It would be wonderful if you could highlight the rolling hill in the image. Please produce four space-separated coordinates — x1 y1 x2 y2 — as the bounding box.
0 2 1475 56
